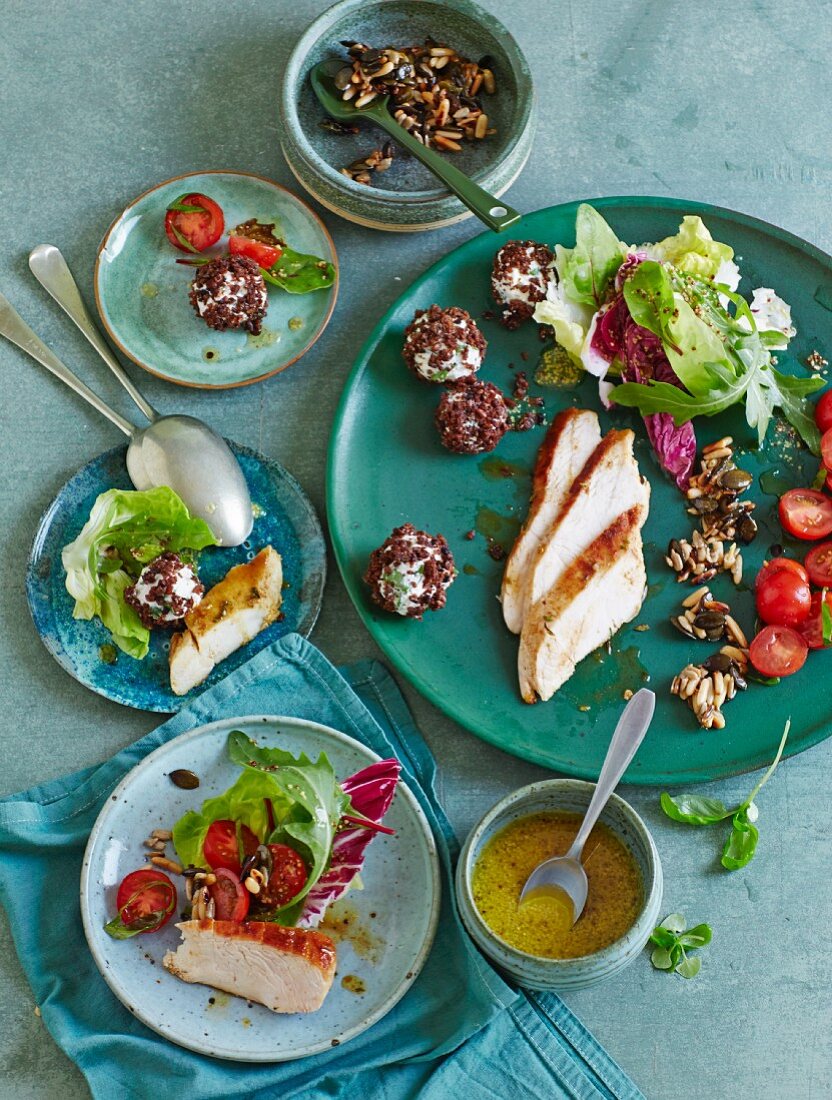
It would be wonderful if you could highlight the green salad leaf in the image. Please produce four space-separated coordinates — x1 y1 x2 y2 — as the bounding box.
610 263 824 451
172 769 289 869
649 215 734 279
649 913 712 978
61 487 218 659
660 720 790 871
556 203 626 309
263 246 336 294
227 730 351 911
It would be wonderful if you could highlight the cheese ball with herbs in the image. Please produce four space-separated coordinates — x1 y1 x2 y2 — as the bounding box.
189 254 268 336
364 523 456 619
435 379 510 454
124 552 205 629
491 240 556 329
402 305 486 383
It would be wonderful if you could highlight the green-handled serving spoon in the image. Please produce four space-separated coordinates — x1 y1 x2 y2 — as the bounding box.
310 60 521 233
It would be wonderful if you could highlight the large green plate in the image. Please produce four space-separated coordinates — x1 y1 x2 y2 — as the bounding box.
328 197 832 785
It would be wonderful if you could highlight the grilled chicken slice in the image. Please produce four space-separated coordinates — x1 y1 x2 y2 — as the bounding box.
501 409 601 634
169 546 282 696
163 920 337 1014
523 429 649 617
518 506 649 702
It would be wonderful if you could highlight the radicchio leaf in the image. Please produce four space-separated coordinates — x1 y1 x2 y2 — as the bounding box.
622 316 697 489
296 758 401 928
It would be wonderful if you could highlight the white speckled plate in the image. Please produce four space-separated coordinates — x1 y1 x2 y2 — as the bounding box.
80 715 440 1061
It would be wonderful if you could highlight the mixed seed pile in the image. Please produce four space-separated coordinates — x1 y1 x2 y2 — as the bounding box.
671 586 748 648
665 530 744 586
341 142 395 185
666 437 758 730
671 648 749 731
332 38 497 168
684 436 757 544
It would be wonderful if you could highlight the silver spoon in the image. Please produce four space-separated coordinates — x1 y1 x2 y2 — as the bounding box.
519 688 656 923
9 245 254 546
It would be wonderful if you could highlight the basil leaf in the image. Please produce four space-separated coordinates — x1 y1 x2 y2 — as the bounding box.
167 193 207 214
675 954 702 979
823 593 832 646
104 911 169 939
721 810 760 870
264 246 336 294
168 222 200 254
660 792 732 824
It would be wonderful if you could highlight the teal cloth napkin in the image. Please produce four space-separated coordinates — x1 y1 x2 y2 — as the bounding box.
0 634 643 1100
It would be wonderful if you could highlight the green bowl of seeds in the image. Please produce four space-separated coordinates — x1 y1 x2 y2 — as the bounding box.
279 0 536 232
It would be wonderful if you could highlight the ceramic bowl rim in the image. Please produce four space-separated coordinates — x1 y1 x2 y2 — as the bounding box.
93 169 339 390
280 0 535 205
456 778 662 969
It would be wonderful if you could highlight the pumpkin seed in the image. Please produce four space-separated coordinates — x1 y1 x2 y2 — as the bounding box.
169 769 199 790
719 468 753 492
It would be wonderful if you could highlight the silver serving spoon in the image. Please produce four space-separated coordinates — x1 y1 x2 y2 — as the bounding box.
2 245 253 546
519 688 656 923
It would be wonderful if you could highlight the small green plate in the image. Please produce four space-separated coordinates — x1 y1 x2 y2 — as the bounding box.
94 171 338 389
328 196 832 785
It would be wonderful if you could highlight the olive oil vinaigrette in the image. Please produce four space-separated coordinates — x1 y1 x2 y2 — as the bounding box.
472 812 642 958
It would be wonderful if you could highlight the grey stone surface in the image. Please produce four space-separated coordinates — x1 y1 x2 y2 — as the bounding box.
0 0 830 1097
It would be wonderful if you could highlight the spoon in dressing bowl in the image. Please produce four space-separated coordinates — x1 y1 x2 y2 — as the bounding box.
309 60 521 234
2 245 254 546
519 688 656 924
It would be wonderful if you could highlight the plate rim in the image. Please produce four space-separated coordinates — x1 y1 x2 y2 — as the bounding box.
326 194 832 785
25 441 326 713
79 713 442 1062
93 169 339 390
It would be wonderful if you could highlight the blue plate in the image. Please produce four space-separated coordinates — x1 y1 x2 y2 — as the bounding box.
27 443 326 712
94 171 338 389
80 715 441 1061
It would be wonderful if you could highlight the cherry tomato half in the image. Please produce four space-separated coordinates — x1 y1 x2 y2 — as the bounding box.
779 488 832 541
798 590 832 650
804 542 832 588
208 867 250 922
749 625 808 678
203 819 259 876
815 390 832 434
754 557 809 592
755 568 812 627
257 843 308 910
164 192 224 253
115 868 177 934
228 234 281 269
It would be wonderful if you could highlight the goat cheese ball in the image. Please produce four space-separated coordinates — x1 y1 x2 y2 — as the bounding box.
491 240 556 329
402 305 486 383
124 552 205 628
364 523 456 619
189 254 268 335
435 380 510 454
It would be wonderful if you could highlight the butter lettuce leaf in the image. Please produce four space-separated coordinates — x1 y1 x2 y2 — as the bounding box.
61 486 217 659
648 215 734 279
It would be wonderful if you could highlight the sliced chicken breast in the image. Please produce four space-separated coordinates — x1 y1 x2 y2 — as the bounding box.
169 546 283 696
518 505 649 702
501 409 601 634
524 429 649 616
163 920 337 1014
